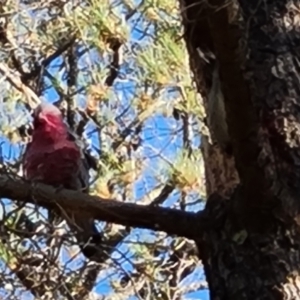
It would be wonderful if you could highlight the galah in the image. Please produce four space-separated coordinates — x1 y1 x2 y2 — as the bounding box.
23 102 101 259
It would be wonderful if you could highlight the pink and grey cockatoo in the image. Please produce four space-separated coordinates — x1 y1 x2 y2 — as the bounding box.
23 102 101 259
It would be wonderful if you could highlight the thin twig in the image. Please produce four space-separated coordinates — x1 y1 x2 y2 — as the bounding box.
0 63 40 108
21 35 77 84
65 40 78 131
150 183 175 206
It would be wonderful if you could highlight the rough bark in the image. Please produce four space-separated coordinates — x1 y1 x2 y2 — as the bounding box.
179 0 300 298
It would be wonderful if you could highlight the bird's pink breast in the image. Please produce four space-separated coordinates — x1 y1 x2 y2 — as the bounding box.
24 138 81 189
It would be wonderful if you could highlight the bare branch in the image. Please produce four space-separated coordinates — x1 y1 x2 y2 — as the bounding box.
105 37 123 87
0 173 205 239
22 36 77 84
150 182 175 206
65 40 78 131
0 63 40 108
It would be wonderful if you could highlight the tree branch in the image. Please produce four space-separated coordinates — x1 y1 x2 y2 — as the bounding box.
105 37 122 87
0 63 40 108
149 182 175 206
21 35 77 84
0 173 206 239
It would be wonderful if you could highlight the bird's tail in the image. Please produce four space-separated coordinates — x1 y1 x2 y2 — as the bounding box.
68 213 102 260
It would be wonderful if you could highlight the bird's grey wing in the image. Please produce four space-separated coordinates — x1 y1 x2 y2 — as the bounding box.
66 131 103 260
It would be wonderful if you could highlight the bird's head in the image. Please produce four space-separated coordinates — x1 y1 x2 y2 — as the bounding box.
32 103 66 135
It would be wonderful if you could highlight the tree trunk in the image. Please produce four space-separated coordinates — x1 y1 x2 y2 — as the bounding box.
198 192 300 299
179 0 300 298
